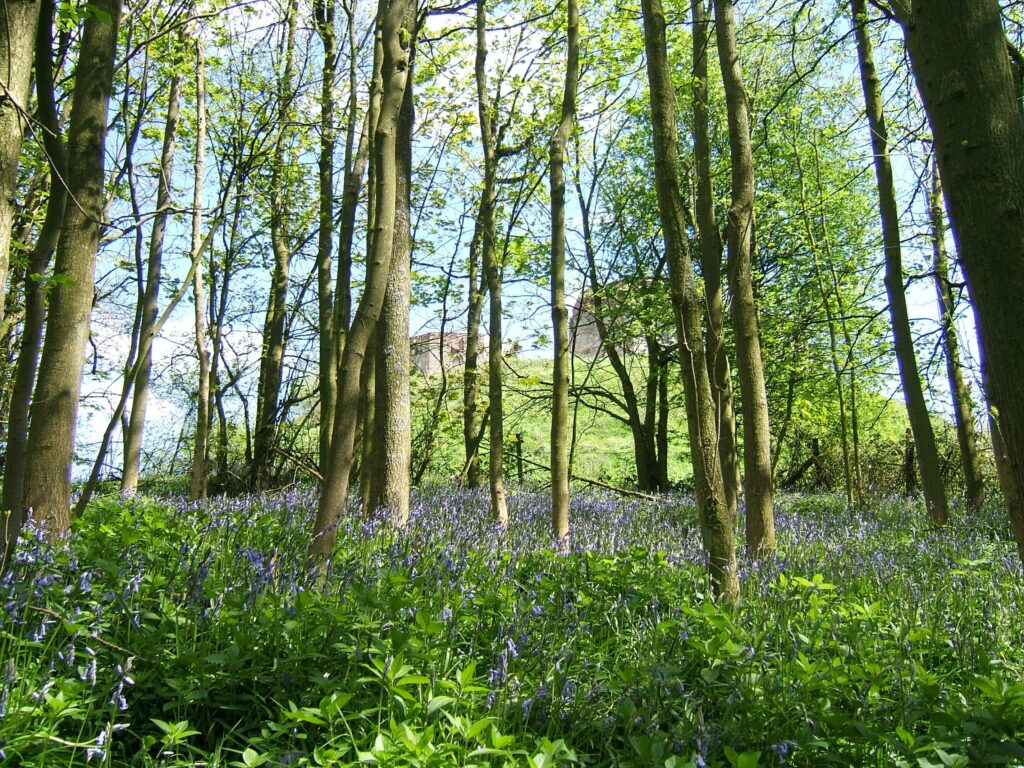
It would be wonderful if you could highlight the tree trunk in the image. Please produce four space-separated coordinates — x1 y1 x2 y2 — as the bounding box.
21 0 122 540
252 0 299 491
550 0 579 542
852 0 948 525
122 29 187 496
372 45 415 527
315 0 338 476
690 0 741 518
462 218 486 489
642 0 738 602
0 0 41 335
713 0 776 557
475 0 508 526
2 0 65 570
190 39 211 501
928 157 984 512
311 0 415 564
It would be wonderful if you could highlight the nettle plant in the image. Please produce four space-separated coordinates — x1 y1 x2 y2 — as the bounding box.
1 488 1023 767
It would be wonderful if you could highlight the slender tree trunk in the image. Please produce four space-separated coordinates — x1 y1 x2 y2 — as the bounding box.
372 41 414 527
642 0 738 602
712 0 776 558
462 217 486 489
358 343 378 512
549 0 579 542
122 30 187 496
2 0 65 570
690 0 740 518
21 0 122 540
190 40 211 501
253 0 299 491
0 0 41 335
474 0 507 526
928 157 984 512
315 0 338 475
852 0 948 525
311 0 415 564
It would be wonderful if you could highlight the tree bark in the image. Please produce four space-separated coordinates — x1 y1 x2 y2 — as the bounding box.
0 0 40 335
122 28 187 495
852 0 948 525
2 0 65 570
21 0 122 540
462 216 487 489
549 0 579 543
252 0 299 491
713 0 776 557
928 157 984 512
642 0 738 602
372 40 415 527
690 0 741 518
190 39 211 501
311 0 415 564
315 0 338 476
474 0 508 526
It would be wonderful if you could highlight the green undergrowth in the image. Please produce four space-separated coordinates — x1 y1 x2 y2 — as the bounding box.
2 489 1023 767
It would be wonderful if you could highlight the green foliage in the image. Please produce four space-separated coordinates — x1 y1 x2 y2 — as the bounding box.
2 490 1023 766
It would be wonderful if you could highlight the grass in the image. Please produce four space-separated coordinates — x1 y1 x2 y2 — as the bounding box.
2 488 1023 767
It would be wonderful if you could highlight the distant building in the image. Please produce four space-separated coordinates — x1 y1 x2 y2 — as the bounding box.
569 281 673 359
410 331 519 376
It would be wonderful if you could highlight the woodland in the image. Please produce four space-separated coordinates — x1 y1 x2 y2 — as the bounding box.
2 0 1024 765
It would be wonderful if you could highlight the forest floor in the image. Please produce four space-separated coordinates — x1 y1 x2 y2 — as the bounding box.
2 488 1023 767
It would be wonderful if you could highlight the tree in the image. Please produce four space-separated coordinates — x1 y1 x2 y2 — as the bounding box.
0 0 41 336
713 0 776 558
311 0 416 564
21 0 123 540
851 0 948 526
550 0 579 543
891 0 1024 562
122 21 189 496
641 0 738 602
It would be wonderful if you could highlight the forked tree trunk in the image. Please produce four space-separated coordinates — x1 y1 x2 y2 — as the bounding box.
928 158 984 512
852 0 948 525
311 0 415 564
123 28 188 496
0 1 41 335
713 0 776 558
475 0 508 526
642 0 738 602
690 0 741 518
2 0 65 570
22 0 122 540
190 39 211 500
549 0 579 543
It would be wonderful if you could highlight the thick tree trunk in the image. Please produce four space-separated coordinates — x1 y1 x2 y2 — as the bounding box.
21 0 122 540
642 0 738 602
0 1 40 335
929 158 984 512
713 0 776 557
311 0 415 564
372 53 414 527
2 0 65 570
852 0 948 525
122 32 186 495
253 0 299 491
190 40 211 501
549 0 579 543
315 0 338 475
690 0 741 518
475 0 507 526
